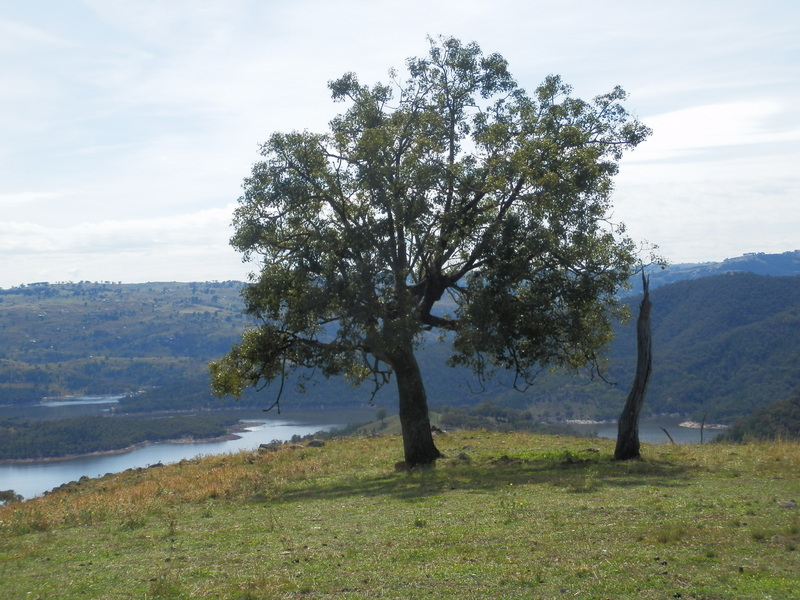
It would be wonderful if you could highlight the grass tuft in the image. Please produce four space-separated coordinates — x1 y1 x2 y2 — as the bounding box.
652 523 687 544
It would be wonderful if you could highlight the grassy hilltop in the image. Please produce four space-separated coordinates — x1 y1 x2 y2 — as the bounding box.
1 431 799 599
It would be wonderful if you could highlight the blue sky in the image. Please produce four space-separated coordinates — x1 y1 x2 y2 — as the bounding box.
1 0 798 288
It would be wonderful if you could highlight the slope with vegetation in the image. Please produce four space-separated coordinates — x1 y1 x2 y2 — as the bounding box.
718 394 800 442
1 432 798 599
2 272 799 457
511 272 800 424
0 281 250 405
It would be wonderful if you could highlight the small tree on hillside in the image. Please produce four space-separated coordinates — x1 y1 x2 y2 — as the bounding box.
210 37 650 466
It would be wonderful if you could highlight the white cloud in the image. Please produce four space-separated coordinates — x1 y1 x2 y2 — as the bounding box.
615 149 800 263
0 191 70 207
631 101 800 162
0 206 235 253
1 0 798 286
0 205 253 286
0 17 69 51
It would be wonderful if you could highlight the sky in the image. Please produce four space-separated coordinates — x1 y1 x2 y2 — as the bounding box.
1 0 798 288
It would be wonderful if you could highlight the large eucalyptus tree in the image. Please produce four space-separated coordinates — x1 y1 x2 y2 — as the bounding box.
210 37 650 465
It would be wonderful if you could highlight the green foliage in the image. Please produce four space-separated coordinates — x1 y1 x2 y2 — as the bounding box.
620 273 800 420
2 273 799 430
717 393 800 442
437 401 574 434
0 489 23 504
214 35 648 406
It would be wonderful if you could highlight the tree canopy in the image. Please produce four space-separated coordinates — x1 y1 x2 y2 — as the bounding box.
210 36 650 465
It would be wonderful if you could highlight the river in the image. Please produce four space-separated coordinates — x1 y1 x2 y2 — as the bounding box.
0 418 344 500
0 396 358 500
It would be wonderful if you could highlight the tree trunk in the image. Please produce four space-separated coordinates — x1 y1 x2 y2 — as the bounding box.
387 343 442 467
614 274 653 460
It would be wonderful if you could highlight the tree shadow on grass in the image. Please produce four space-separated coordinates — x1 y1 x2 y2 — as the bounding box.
260 450 695 506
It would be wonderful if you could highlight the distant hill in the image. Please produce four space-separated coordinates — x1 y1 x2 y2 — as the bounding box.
622 272 800 421
508 272 800 424
2 271 799 425
0 281 382 412
635 250 800 291
0 281 253 406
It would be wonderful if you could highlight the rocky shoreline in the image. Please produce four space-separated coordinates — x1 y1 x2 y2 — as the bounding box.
678 421 729 430
563 418 730 430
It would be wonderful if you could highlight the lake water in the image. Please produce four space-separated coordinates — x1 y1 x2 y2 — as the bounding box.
0 418 343 500
566 416 726 445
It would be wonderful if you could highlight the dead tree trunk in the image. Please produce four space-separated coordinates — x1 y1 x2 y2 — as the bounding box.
614 273 653 460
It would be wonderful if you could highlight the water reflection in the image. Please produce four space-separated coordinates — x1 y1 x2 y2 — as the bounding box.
39 395 124 407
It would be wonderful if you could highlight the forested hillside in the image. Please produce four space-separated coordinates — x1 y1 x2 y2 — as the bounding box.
508 272 800 423
0 281 250 405
717 393 800 442
619 272 800 421
0 281 380 413
2 273 799 424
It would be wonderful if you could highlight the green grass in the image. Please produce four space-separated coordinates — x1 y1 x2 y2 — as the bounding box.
1 432 799 599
